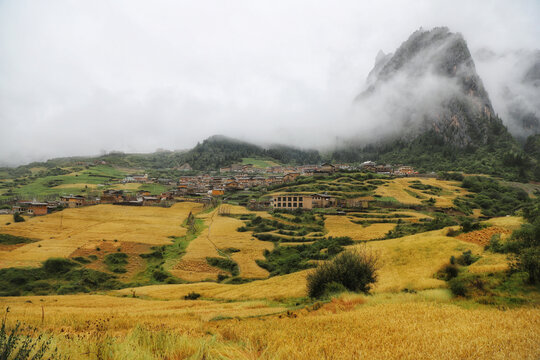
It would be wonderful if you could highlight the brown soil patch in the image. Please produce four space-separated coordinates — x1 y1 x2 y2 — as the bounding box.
69 241 153 280
457 226 511 247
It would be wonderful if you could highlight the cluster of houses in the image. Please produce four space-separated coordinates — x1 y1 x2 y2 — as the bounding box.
11 195 94 216
176 172 301 196
120 162 417 190
5 161 418 217
9 190 177 216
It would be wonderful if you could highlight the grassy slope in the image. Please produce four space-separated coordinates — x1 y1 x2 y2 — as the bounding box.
2 165 128 199
241 157 280 168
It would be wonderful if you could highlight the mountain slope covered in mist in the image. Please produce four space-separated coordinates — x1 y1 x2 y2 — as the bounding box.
357 26 503 147
475 49 540 141
335 27 534 180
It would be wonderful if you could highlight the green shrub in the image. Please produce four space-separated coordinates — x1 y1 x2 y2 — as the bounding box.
449 277 468 297
456 250 480 266
206 257 239 276
0 234 35 245
184 292 201 300
437 263 459 281
307 248 379 298
42 258 77 274
446 228 461 237
460 218 482 233
152 270 169 282
13 212 25 223
517 247 540 284
485 234 503 252
104 252 129 273
73 256 91 264
57 284 89 295
104 253 128 265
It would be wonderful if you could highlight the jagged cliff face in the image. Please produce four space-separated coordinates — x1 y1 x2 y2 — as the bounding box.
356 27 503 148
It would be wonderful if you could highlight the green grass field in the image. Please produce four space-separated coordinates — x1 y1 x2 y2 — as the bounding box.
241 158 280 168
0 165 128 199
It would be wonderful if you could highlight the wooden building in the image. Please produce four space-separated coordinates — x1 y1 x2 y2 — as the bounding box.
271 194 313 210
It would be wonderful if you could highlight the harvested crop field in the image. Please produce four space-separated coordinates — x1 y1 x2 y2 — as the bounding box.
457 226 512 246
117 270 309 300
375 177 466 207
360 228 483 292
0 202 202 268
172 207 273 281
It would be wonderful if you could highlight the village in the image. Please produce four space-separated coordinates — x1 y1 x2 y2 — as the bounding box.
2 161 418 216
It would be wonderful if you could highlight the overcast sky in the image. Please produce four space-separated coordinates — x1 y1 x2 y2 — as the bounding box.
1 0 539 166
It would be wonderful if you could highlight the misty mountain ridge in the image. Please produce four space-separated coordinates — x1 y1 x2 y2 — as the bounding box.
354 26 503 149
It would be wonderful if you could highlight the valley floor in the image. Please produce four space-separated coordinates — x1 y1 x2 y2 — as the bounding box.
0 176 539 359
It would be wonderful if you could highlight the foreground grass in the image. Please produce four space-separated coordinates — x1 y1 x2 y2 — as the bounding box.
1 292 539 359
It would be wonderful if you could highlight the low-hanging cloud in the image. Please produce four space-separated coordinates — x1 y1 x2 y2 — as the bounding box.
475 49 540 140
0 0 539 166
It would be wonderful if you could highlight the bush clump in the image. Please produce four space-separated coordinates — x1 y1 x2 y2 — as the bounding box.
13 212 25 223
456 250 480 266
437 263 459 281
42 258 78 274
104 252 128 273
206 257 239 276
307 247 379 298
184 292 201 300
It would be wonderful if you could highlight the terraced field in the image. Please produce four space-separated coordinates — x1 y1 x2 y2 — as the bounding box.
172 206 273 281
0 202 202 268
375 177 466 206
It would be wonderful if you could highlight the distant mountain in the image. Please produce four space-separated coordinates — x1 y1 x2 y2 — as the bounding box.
178 135 320 171
333 27 533 180
356 26 504 148
0 135 321 175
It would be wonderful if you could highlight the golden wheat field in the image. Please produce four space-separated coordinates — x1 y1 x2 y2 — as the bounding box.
325 215 396 240
0 193 538 359
0 291 539 359
0 203 202 268
374 177 466 207
171 206 273 281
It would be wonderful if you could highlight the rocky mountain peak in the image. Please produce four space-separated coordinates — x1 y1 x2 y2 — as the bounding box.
356 27 504 148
